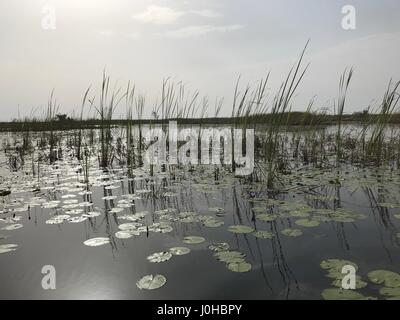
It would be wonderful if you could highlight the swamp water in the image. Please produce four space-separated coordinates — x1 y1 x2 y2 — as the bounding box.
1 127 400 300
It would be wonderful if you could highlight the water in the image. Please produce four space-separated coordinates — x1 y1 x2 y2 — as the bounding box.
1 128 400 300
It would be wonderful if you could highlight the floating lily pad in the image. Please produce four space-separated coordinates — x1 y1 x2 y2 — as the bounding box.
321 288 375 300
209 207 224 214
68 216 88 223
227 225 254 234
227 261 252 273
208 242 230 252
0 244 18 254
214 250 246 263
281 228 303 237
148 222 173 233
295 219 320 227
136 274 166 290
256 214 278 222
83 211 101 218
1 224 23 231
368 270 400 288
83 237 110 247
253 231 274 239
331 276 367 289
320 259 358 274
115 230 136 239
169 247 191 255
183 236 205 244
203 218 224 228
379 287 400 298
147 251 173 263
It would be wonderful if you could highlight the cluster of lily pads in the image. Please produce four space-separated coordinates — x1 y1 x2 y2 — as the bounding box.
320 259 400 300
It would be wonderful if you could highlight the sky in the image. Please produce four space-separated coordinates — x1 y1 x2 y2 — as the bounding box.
0 0 399 120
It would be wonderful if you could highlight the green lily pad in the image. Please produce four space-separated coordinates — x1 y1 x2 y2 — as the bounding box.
322 288 375 300
147 251 172 263
379 287 400 297
136 274 166 290
281 228 303 237
295 219 320 227
256 214 278 222
169 247 191 255
208 242 230 252
331 276 367 289
214 250 246 263
253 231 274 239
227 261 252 273
203 218 224 228
227 225 254 234
320 259 358 274
368 270 400 288
182 236 206 244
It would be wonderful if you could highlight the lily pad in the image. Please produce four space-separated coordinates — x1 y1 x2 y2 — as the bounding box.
322 288 375 300
281 228 303 237
83 237 110 247
115 230 136 239
253 231 274 239
169 247 191 255
227 225 254 234
0 244 18 254
136 274 166 290
295 219 320 227
379 287 400 297
227 261 252 273
1 224 23 231
214 250 246 263
182 236 205 244
320 259 358 274
368 270 400 288
147 251 173 263
256 214 278 222
208 242 230 252
331 276 367 289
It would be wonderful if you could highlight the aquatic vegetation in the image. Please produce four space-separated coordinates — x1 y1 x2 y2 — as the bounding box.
208 242 230 252
182 236 206 244
227 225 254 234
227 261 252 273
147 251 173 263
379 287 400 299
1 224 23 231
0 244 18 254
321 288 375 300
253 230 274 239
294 219 320 227
214 251 246 263
281 228 303 237
169 247 191 256
1 63 400 299
368 270 400 288
83 237 110 247
136 274 166 290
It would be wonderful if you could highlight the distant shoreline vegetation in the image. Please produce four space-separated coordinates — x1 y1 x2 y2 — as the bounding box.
1 112 399 132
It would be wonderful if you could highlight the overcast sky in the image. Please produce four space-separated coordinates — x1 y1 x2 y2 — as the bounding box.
0 0 399 120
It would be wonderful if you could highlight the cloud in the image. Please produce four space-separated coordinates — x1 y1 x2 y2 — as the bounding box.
132 5 184 25
94 29 116 37
190 10 223 18
161 24 244 39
